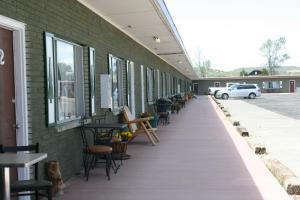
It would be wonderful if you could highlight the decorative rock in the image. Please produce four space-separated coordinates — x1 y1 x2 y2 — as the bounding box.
233 121 240 126
264 159 300 195
224 112 231 117
237 126 249 137
254 146 266 154
246 138 266 154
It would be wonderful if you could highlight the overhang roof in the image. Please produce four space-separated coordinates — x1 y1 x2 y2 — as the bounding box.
195 75 300 81
77 0 199 80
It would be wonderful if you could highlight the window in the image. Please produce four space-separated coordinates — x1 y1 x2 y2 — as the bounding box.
236 84 256 90
156 69 160 99
167 73 171 96
237 85 246 90
173 77 177 94
146 67 154 103
108 54 124 111
45 33 84 125
162 72 167 97
214 82 220 87
177 79 181 93
262 81 282 89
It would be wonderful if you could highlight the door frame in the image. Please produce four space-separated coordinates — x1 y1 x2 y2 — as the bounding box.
193 83 198 94
0 15 28 181
289 80 295 93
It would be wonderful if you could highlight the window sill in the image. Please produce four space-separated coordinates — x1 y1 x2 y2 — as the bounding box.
111 108 122 115
55 118 91 132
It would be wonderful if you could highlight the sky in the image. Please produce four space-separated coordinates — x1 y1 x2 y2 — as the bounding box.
164 0 300 71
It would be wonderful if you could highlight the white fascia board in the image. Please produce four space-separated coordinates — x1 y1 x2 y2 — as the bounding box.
151 0 198 78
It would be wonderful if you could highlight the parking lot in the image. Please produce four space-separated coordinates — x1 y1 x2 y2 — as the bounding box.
243 93 300 120
219 93 300 183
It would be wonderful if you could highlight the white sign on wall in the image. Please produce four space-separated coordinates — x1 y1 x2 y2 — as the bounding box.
0 49 5 65
100 74 112 109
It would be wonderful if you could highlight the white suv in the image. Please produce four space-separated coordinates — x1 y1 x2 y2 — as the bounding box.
216 84 261 100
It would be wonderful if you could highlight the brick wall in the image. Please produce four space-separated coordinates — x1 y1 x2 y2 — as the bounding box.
0 0 191 180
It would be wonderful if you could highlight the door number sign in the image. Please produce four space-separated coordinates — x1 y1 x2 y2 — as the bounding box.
0 49 5 66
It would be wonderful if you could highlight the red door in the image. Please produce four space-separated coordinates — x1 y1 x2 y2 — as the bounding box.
289 80 295 93
0 27 17 182
193 83 199 94
0 27 16 146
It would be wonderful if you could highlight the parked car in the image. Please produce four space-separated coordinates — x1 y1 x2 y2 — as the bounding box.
208 82 239 96
215 84 261 99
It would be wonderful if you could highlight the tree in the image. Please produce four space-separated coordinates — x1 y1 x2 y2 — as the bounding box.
239 68 248 76
261 68 269 76
193 49 211 77
260 37 290 75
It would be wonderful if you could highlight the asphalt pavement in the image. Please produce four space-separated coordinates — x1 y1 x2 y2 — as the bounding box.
220 93 300 182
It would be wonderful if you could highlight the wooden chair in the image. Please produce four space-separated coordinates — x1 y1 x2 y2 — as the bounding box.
123 106 159 146
0 143 52 200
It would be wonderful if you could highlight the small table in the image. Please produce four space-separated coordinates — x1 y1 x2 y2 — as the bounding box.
83 123 127 144
83 123 127 131
82 123 129 171
0 153 47 200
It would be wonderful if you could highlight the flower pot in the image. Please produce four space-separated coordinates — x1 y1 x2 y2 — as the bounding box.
150 115 159 128
112 142 128 154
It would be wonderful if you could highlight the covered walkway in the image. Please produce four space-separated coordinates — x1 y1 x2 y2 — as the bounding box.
58 96 290 200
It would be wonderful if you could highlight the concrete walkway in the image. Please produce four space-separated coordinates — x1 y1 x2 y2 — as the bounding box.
221 98 300 183
57 96 290 200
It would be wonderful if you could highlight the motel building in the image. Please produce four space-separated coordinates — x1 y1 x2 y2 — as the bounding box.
0 1 293 200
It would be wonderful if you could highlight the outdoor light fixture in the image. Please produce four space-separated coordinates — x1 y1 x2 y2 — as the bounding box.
153 36 160 43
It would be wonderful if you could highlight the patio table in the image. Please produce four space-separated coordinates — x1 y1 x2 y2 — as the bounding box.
0 153 47 200
83 123 127 131
83 123 127 144
82 123 128 172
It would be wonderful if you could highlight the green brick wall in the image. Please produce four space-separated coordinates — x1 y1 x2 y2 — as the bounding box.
0 0 191 180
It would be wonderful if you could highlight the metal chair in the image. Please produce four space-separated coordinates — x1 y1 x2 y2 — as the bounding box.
156 98 172 125
0 143 52 200
80 126 113 181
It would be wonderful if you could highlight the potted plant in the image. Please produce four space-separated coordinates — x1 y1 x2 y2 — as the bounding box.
111 131 133 154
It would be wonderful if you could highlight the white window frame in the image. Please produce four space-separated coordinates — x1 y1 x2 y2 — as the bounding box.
141 65 145 112
262 81 283 89
146 67 154 104
126 60 135 117
108 54 124 112
45 33 85 124
157 69 160 99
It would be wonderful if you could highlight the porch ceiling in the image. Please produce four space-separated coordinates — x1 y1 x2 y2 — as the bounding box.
77 0 199 80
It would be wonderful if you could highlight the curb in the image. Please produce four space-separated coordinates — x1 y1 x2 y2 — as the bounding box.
264 158 300 195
